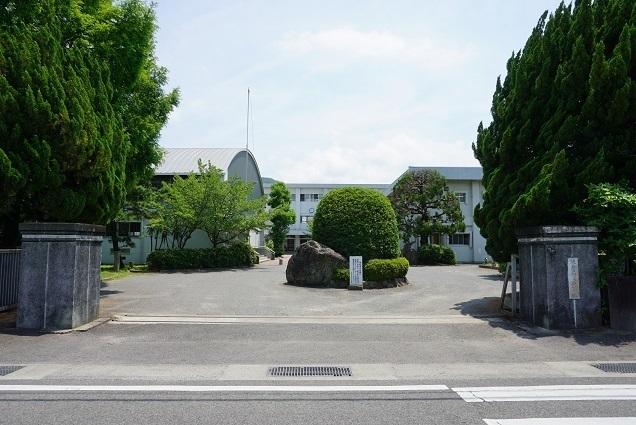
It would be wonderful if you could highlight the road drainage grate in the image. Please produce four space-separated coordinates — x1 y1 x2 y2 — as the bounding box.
268 366 352 377
0 366 24 376
592 363 636 373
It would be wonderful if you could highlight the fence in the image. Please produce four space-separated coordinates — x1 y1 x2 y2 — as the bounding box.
0 249 20 311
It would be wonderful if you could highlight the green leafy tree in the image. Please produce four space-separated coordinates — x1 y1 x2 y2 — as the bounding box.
109 184 159 269
0 0 178 247
389 169 465 251
151 163 268 249
313 187 400 261
267 182 296 257
473 0 636 262
151 173 203 249
577 183 636 285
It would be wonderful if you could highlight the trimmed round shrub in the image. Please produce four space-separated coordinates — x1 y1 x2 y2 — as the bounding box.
312 187 400 260
417 244 456 265
364 257 409 281
147 243 258 271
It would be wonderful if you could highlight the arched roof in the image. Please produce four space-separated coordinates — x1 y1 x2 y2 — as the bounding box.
154 147 264 196
155 148 244 175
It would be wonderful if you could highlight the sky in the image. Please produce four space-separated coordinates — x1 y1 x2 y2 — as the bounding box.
153 0 564 183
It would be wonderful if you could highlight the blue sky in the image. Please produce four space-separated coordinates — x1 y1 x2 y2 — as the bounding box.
154 0 563 183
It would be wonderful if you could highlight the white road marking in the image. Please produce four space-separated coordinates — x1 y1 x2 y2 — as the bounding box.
109 314 499 325
453 385 636 403
483 418 636 425
0 384 448 393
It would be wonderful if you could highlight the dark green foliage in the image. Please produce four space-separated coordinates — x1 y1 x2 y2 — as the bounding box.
364 257 410 281
146 243 259 271
267 182 295 256
577 183 636 285
418 244 456 265
313 187 400 260
473 0 636 262
332 267 350 282
0 0 178 246
332 257 409 282
389 169 465 251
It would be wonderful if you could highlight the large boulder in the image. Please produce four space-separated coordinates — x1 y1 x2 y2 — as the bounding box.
286 240 346 287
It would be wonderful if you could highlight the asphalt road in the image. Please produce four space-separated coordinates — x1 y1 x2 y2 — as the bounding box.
100 261 503 317
0 384 635 424
1 264 635 424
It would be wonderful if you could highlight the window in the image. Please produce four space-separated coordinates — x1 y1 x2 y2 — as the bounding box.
449 233 470 245
285 236 296 252
107 222 142 237
300 193 320 202
301 215 312 223
291 194 296 202
455 192 467 203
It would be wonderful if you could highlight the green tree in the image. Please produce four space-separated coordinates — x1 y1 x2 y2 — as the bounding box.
267 182 296 257
0 0 178 247
151 163 268 249
313 187 400 261
389 169 465 251
577 183 636 285
473 0 636 262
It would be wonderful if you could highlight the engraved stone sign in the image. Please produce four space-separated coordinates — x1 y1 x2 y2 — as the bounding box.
567 257 581 300
349 256 363 289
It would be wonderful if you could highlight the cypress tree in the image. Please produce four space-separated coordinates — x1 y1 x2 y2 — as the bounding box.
474 0 636 262
0 0 178 246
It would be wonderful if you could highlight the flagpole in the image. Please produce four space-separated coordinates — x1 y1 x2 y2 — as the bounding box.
245 88 250 180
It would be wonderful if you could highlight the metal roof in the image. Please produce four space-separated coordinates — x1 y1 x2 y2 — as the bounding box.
407 166 483 181
155 148 245 175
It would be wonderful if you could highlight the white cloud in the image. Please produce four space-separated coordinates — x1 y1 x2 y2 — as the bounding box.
278 27 470 70
266 134 479 184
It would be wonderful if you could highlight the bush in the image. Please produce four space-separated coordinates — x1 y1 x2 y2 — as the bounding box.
313 187 400 261
364 257 410 281
332 267 350 282
332 258 409 283
147 243 259 270
418 244 456 265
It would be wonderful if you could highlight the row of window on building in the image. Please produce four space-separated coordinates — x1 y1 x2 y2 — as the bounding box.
292 192 467 204
291 193 322 202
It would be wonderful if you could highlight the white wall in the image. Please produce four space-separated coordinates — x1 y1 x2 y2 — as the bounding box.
263 177 490 263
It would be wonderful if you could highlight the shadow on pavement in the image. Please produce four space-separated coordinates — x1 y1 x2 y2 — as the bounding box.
453 297 636 347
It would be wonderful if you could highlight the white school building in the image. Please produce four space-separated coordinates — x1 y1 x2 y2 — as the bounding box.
263 166 489 263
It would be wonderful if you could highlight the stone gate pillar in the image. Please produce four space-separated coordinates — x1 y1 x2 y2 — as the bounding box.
17 223 105 331
516 226 601 330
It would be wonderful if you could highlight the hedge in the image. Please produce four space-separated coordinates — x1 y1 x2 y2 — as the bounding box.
418 244 456 265
312 187 400 261
364 257 410 281
332 257 410 282
147 243 259 270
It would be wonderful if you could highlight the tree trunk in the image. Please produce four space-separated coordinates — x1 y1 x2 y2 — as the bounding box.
110 221 120 272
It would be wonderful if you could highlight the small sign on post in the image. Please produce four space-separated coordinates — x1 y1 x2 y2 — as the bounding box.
567 257 580 300
349 256 363 290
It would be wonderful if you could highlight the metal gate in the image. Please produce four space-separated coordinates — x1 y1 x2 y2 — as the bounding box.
0 249 20 311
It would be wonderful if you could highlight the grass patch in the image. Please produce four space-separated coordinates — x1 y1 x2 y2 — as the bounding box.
100 265 130 281
100 264 148 281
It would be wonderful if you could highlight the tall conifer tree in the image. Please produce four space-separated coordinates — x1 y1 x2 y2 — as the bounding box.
0 0 178 246
474 0 636 261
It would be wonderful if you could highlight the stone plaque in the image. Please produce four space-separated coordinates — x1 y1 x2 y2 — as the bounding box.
349 256 363 289
567 257 581 300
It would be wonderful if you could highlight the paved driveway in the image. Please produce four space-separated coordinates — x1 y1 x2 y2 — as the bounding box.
100 259 502 317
